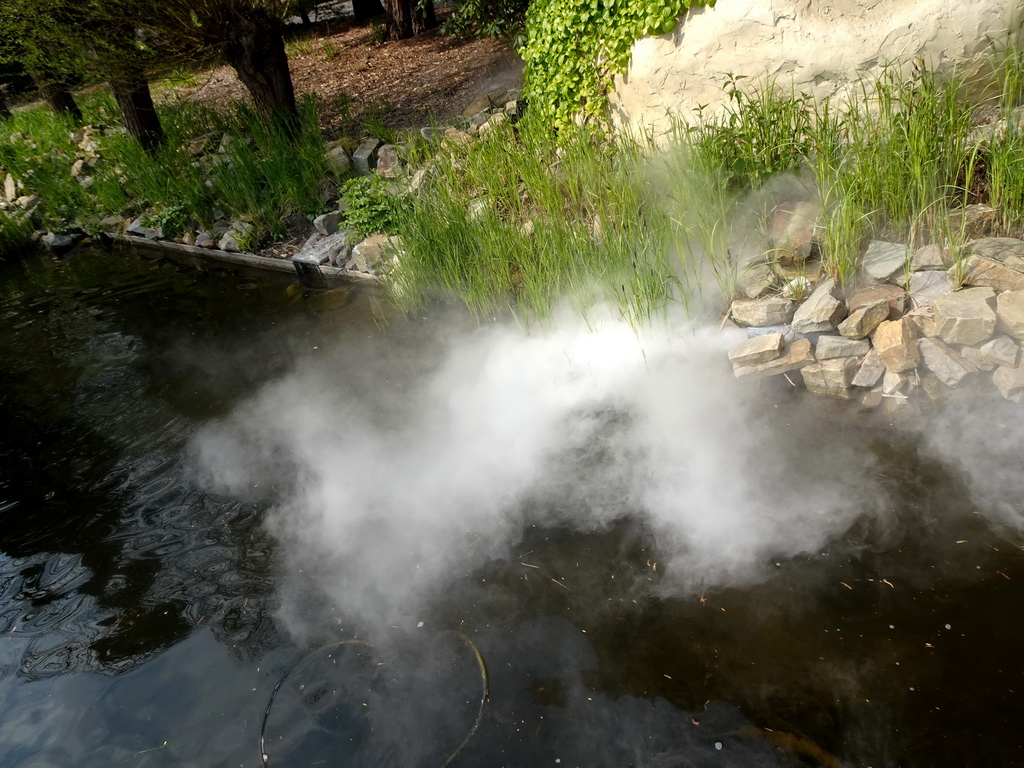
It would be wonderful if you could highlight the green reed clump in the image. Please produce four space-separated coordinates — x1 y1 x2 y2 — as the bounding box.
392 120 679 322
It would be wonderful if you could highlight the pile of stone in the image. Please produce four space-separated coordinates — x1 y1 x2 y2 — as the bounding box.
727 234 1024 405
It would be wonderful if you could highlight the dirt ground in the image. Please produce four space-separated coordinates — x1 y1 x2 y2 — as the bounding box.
166 13 525 138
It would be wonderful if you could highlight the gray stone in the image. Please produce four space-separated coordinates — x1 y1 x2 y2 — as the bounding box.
862 240 910 282
99 215 122 230
293 230 353 267
218 232 242 252
996 290 1024 341
70 159 85 178
409 168 428 192
468 110 490 131
904 307 940 339
4 173 15 202
852 347 886 387
918 338 975 387
932 287 997 345
375 144 401 178
420 126 449 143
965 236 1024 265
882 369 909 395
873 318 920 373
847 283 906 319
860 388 885 409
40 231 76 252
767 201 819 263
732 338 815 380
791 278 846 333
801 357 859 398
947 205 996 239
910 243 947 271
352 138 381 176
324 145 351 174
908 270 953 306
195 232 215 248
16 194 38 209
313 211 341 236
815 335 870 360
729 297 795 327
993 362 1024 402
478 112 508 136
959 345 997 372
979 335 1020 368
126 215 161 240
728 333 784 365
838 299 888 339
920 376 952 404
958 253 1024 292
351 233 402 273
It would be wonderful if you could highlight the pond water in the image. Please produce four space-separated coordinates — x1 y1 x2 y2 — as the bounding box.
0 246 1021 767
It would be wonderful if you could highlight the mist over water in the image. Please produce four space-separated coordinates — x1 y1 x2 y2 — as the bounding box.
194 308 896 638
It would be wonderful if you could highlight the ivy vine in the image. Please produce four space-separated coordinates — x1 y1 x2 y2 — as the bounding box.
521 0 714 131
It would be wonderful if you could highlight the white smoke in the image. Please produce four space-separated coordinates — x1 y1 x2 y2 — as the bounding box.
193 307 887 637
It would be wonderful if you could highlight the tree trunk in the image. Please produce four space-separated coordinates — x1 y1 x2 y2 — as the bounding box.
110 72 164 155
413 0 437 34
299 8 312 25
30 72 83 124
352 0 385 21
222 11 299 129
383 0 413 40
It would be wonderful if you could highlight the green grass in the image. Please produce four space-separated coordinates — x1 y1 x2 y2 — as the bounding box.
0 88 336 244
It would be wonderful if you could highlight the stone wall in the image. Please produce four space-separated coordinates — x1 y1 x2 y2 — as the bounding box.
609 0 1023 136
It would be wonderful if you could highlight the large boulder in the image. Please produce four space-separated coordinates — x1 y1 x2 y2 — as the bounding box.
732 338 815 380
608 0 1016 136
801 357 859 398
837 299 888 339
995 290 1024 340
918 338 975 388
958 239 1024 291
728 332 784 365
862 240 909 282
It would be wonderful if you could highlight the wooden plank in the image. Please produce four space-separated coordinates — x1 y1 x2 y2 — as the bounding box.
106 234 380 285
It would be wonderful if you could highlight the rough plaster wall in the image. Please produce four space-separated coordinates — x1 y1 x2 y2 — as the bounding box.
609 0 1023 135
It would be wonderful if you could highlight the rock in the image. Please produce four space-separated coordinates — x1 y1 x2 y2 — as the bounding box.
99 215 122 230
918 338 975 387
780 276 811 300
815 335 870 359
862 240 910 282
195 232 215 248
313 211 341 236
420 126 449 143
801 357 859 398
920 376 952 404
767 201 818 263
729 296 794 327
860 388 885 409
873 318 920 373
791 278 846 333
852 347 886 387
40 231 78 253
219 221 253 253
904 307 940 339
219 232 242 252
375 144 401 178
70 159 85 178
126 215 161 240
467 198 489 220
838 299 888 339
409 168 428 193
979 335 1020 368
16 195 38 209
847 283 906 319
461 93 494 118
324 145 351 174
910 243 947 271
468 110 490 131
292 230 353 267
947 205 996 239
350 233 401 273
932 287 996 345
882 369 909 395
958 253 1024 292
4 173 15 202
732 338 815 380
728 332 784 365
995 290 1024 340
959 346 997 372
908 270 953 306
993 362 1024 402
505 99 521 117
478 113 508 136
352 138 381 176
965 236 1024 266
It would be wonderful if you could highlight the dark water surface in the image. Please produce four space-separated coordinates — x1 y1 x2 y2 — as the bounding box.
0 247 1021 767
